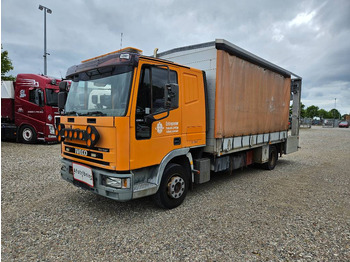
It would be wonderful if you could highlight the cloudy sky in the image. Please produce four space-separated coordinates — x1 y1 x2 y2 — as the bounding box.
2 0 350 114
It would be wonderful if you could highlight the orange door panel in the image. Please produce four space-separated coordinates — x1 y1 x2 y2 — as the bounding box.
129 61 182 170
181 70 206 148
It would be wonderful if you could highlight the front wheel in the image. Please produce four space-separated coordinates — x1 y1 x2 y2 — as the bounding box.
153 163 189 209
20 125 37 143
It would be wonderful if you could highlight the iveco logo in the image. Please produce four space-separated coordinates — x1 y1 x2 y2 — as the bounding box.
75 148 88 156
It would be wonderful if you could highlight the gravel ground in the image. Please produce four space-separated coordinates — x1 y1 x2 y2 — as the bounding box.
1 126 350 261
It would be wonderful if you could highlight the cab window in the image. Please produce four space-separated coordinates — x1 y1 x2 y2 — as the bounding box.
135 65 177 139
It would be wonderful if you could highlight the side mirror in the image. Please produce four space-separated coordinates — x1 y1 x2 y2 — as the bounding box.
58 92 67 110
59 81 68 92
39 89 45 107
164 83 179 109
58 81 68 111
34 89 44 106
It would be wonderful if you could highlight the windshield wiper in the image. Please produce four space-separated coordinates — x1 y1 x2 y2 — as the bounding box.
84 111 107 116
65 111 81 116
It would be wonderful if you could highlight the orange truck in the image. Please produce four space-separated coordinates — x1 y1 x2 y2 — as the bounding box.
57 39 301 209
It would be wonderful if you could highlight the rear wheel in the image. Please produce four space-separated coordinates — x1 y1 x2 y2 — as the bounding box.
20 125 37 143
263 145 278 170
153 163 189 209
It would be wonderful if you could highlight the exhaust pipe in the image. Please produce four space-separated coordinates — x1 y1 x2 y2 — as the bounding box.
153 48 159 58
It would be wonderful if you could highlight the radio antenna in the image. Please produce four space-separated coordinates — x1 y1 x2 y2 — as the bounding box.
120 33 123 50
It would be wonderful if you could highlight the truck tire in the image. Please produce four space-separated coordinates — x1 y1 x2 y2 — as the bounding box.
153 163 189 209
263 145 278 170
20 125 37 143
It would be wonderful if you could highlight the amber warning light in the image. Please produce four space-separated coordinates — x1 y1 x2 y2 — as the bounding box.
56 124 100 148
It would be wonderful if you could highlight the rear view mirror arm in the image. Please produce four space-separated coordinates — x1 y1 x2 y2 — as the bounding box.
144 110 170 125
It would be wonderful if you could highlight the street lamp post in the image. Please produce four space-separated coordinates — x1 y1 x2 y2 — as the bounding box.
38 5 52 75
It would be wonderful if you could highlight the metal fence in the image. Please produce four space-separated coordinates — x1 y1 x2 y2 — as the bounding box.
300 118 312 128
322 119 342 128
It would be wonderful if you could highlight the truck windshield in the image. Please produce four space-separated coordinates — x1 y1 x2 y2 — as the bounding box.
65 66 133 116
46 89 58 107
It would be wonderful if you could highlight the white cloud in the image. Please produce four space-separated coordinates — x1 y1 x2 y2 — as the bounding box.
272 26 285 42
288 11 316 27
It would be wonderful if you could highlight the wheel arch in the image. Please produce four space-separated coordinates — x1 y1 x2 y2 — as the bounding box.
154 148 193 189
168 154 192 183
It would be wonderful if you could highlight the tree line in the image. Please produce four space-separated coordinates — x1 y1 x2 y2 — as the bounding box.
298 103 342 119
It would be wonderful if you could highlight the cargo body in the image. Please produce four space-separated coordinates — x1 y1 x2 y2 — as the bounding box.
1 74 61 143
57 40 302 208
158 40 295 157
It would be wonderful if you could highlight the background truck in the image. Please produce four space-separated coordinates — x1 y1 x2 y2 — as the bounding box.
57 40 301 209
1 74 61 143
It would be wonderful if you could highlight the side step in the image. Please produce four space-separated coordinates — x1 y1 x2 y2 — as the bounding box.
133 182 158 199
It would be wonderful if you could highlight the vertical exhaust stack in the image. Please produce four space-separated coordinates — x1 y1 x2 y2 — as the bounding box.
153 48 159 58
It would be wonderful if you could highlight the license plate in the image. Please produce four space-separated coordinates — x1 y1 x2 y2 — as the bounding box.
73 163 94 187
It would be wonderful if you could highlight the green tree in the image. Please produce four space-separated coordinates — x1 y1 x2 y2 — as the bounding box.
306 105 319 118
1 45 15 81
329 108 341 119
300 102 306 118
318 109 329 119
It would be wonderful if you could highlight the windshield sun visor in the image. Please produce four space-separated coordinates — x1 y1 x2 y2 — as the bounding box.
66 52 139 79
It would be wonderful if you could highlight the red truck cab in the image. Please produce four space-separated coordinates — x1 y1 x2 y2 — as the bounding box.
1 74 61 143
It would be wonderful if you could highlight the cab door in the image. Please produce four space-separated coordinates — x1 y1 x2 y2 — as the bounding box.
130 63 182 170
15 83 46 131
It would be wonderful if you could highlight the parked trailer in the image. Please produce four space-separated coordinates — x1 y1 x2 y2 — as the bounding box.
57 40 302 208
1 74 61 143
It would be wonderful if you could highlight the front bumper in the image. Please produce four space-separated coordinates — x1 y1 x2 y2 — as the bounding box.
60 158 133 201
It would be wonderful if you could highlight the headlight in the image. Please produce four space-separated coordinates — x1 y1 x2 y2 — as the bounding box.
105 177 130 189
48 124 55 134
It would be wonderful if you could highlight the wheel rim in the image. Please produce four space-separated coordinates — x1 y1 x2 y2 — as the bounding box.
23 128 33 141
167 175 185 199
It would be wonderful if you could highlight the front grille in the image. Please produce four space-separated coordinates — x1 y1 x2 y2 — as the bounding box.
64 152 109 166
64 142 110 152
65 146 103 159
